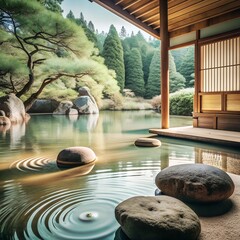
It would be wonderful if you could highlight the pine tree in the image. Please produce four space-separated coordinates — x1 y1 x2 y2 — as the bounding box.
145 50 186 98
102 24 125 92
145 50 161 98
125 48 145 97
0 0 121 109
178 46 194 87
66 10 75 20
119 26 127 39
88 21 95 33
169 54 185 93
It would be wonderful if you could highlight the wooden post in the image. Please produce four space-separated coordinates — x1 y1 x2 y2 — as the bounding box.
160 0 169 129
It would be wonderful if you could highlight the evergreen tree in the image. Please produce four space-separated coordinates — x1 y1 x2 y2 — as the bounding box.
171 47 189 72
169 54 185 93
119 26 127 39
66 10 75 20
125 48 145 97
102 24 125 92
0 0 121 109
178 46 194 87
37 0 63 13
145 50 186 98
145 50 161 98
96 31 107 53
88 21 95 32
75 13 98 49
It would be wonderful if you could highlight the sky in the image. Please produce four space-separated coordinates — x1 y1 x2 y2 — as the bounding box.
61 0 151 39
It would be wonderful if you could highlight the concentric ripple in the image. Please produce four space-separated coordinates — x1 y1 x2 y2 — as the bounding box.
23 196 119 240
10 172 156 240
9 156 56 172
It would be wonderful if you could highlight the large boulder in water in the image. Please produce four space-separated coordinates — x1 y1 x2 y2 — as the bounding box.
155 164 235 203
0 94 28 123
74 87 99 114
115 195 201 240
28 99 59 113
53 100 73 115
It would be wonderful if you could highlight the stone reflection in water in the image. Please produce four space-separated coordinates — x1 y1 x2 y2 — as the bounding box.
196 148 240 174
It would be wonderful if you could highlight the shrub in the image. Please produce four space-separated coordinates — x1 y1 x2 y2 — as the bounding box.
170 88 194 116
150 95 161 112
150 88 194 116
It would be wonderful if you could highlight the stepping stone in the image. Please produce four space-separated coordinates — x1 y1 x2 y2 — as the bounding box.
155 164 235 203
135 137 161 147
115 195 201 240
57 146 96 168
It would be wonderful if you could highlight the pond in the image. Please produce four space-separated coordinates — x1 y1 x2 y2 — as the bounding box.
0 111 240 240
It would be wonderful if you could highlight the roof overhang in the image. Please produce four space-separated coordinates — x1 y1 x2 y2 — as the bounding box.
91 0 240 40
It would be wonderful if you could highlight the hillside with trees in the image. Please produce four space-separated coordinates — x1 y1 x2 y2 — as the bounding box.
0 0 195 114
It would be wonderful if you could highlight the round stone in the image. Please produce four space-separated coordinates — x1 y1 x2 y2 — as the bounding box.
155 164 235 203
0 116 11 126
115 196 201 240
135 137 161 147
57 146 96 168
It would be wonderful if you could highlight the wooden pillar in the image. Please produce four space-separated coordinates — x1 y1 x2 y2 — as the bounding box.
160 0 169 129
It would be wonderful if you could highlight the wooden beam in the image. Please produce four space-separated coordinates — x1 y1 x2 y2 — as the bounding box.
160 0 169 129
92 0 160 39
130 0 157 15
169 9 240 38
136 6 159 19
122 0 141 10
168 0 240 31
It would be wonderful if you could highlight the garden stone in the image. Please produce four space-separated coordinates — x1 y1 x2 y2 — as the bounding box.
155 164 235 203
74 87 99 114
115 195 201 240
28 99 59 113
0 93 28 123
57 146 96 168
53 100 73 115
135 137 161 147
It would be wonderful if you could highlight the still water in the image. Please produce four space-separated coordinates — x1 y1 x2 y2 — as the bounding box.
0 111 240 240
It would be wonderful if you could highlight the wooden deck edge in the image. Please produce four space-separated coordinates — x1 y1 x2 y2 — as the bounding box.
149 128 240 148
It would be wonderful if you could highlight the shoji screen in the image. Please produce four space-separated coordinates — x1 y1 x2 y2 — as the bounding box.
200 36 240 92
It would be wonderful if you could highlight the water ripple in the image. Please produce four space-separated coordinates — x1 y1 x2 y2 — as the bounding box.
9 156 56 172
0 171 156 240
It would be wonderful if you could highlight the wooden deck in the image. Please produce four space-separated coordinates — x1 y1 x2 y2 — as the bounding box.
149 126 240 148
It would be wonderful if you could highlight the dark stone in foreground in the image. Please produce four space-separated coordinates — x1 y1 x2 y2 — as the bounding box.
155 164 235 203
135 137 161 147
115 196 201 240
57 146 96 168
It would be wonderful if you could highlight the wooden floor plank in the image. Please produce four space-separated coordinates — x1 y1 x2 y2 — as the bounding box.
149 126 240 147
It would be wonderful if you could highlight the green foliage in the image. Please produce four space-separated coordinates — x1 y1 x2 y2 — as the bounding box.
178 46 195 88
171 47 189 72
96 31 107 53
125 48 145 97
37 0 63 13
119 26 127 39
145 50 161 98
0 0 121 109
102 24 125 92
170 88 194 116
145 50 186 98
123 31 155 90
169 54 185 93
66 10 75 20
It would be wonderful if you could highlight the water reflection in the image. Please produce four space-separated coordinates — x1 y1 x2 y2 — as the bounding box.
0 111 240 239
